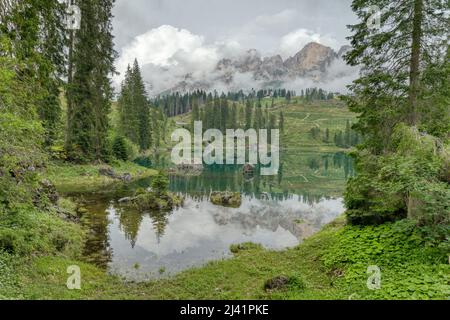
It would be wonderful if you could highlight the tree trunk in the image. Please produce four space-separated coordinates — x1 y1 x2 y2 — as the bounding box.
408 0 423 126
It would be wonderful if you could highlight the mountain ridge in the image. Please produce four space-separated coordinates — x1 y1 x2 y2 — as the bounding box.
163 42 353 94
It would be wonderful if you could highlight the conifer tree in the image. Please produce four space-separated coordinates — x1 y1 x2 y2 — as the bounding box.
245 100 253 130
66 0 117 161
345 0 448 150
279 111 285 134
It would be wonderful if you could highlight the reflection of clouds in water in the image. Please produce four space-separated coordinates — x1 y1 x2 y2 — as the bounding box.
120 195 343 256
106 195 344 280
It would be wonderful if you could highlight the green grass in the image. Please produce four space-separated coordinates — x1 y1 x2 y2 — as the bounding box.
169 98 357 153
1 217 447 300
44 160 158 193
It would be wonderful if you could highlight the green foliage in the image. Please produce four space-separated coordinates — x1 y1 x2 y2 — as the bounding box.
65 0 116 162
112 136 128 161
0 1 66 146
151 171 169 195
117 60 152 150
344 1 449 247
345 124 449 242
321 220 449 299
0 206 84 257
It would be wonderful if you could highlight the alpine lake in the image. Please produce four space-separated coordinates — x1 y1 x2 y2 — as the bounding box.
64 150 354 281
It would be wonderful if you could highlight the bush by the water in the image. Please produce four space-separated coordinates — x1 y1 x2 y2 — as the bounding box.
111 135 138 161
345 124 449 243
151 171 169 195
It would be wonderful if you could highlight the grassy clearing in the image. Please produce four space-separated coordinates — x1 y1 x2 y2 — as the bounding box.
44 160 158 193
169 99 357 153
1 216 447 300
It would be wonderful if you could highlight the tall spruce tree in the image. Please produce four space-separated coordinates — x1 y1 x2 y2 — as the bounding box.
345 0 448 152
117 60 151 150
344 0 449 226
66 0 116 162
132 60 151 150
244 100 253 130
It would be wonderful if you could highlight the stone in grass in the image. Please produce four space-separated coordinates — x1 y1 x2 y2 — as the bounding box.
264 275 306 292
210 191 242 208
230 242 263 254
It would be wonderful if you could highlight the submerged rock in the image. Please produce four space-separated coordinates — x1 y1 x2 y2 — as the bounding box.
210 191 242 208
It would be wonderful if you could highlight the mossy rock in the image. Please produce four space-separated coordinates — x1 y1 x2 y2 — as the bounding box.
210 191 242 208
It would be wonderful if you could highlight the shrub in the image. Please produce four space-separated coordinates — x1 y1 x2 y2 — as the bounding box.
112 136 128 161
151 171 169 195
345 124 449 242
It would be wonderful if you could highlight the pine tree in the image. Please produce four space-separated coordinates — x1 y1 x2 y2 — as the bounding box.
229 102 238 129
112 136 128 161
191 96 200 131
254 101 263 131
345 0 448 151
279 111 285 134
324 128 330 143
132 59 151 150
344 120 351 147
244 100 253 130
66 0 117 162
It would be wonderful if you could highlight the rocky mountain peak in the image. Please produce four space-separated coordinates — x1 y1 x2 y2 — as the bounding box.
170 42 353 93
284 42 337 76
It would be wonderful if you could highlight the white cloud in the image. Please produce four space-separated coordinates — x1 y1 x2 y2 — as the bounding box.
115 25 245 94
280 28 340 58
114 22 356 95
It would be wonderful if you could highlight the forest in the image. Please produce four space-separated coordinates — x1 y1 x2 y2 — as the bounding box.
0 0 448 301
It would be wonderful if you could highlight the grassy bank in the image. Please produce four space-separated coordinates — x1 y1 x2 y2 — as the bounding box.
43 160 158 193
1 216 448 300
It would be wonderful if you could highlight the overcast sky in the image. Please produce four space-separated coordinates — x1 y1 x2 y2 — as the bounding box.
111 0 358 92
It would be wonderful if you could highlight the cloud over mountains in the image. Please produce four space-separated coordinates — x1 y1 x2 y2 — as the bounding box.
114 24 358 95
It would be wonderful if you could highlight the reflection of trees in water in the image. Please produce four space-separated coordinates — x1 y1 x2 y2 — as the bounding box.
116 205 171 246
116 207 143 248
149 210 170 244
81 198 113 269
167 152 353 202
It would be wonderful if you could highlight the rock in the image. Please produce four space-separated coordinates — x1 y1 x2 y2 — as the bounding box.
99 167 132 182
122 173 132 182
99 167 116 177
210 191 242 208
264 276 290 291
118 196 134 203
39 179 59 205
